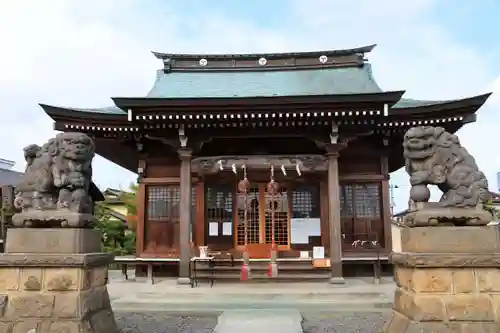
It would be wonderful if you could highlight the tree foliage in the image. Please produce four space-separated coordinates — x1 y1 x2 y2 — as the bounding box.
93 183 138 255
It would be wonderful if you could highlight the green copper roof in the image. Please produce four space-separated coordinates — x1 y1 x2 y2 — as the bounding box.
146 65 383 98
393 98 451 109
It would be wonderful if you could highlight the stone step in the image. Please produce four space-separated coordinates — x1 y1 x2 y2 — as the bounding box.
214 309 303 333
193 272 330 282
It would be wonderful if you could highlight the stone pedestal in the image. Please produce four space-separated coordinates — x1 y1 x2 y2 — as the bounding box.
383 226 500 332
0 228 119 333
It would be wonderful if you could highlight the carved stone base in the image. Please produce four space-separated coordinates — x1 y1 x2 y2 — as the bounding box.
5 228 102 254
0 253 118 333
384 226 500 332
12 210 96 228
403 206 492 227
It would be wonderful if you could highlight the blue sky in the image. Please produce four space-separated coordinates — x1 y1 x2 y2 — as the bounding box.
1 0 499 212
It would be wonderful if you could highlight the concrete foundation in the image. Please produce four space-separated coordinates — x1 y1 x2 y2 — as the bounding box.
383 226 500 332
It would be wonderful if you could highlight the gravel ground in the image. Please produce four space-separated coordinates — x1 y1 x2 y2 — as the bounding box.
116 311 391 333
303 312 391 333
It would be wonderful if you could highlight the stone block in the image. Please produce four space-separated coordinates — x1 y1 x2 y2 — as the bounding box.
452 269 475 294
476 268 500 293
21 268 43 291
0 268 20 291
5 228 101 254
44 268 81 291
444 294 494 322
394 267 412 290
7 293 55 318
412 268 453 293
400 226 500 253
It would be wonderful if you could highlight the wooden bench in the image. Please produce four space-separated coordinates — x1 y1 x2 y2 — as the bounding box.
113 256 180 285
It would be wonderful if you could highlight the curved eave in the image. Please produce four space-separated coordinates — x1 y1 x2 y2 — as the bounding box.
40 104 127 122
112 90 405 109
390 93 492 115
151 44 376 61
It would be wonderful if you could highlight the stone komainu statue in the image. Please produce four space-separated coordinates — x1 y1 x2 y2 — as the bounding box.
402 126 492 226
13 132 96 227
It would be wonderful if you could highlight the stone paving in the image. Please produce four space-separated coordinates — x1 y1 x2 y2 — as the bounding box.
109 270 395 332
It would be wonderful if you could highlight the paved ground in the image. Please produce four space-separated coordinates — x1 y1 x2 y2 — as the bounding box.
109 270 394 332
115 312 391 332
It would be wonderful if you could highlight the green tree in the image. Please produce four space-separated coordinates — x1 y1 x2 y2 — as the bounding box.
93 183 138 255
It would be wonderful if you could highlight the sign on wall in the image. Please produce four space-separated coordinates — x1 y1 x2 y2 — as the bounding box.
290 218 321 244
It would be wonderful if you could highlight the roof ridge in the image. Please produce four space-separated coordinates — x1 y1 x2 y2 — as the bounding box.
151 45 376 60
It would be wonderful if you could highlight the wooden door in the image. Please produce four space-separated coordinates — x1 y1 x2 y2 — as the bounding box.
236 183 290 257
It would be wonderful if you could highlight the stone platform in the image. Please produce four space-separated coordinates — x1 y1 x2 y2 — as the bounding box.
0 227 119 333
383 226 500 332
5 228 101 254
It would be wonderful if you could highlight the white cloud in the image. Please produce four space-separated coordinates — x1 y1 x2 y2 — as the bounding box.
0 0 498 208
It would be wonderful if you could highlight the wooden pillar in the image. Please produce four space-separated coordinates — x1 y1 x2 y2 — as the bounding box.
381 154 392 252
177 148 192 285
136 183 146 256
326 144 345 284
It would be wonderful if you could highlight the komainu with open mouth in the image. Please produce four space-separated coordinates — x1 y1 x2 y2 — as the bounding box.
402 126 492 226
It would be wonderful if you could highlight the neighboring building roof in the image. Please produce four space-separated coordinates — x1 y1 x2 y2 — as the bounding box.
0 168 23 186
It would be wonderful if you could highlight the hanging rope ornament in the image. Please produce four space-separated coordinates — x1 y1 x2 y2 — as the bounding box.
267 165 278 277
238 165 250 281
266 165 280 195
237 165 249 194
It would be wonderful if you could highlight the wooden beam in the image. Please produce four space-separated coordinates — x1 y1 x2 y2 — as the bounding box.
139 177 198 184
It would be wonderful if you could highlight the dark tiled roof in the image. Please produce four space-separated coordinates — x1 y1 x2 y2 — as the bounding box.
0 169 23 186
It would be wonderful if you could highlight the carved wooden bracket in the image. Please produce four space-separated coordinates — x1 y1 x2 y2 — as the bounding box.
144 134 210 154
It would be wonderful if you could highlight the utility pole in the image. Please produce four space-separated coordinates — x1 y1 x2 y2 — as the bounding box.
389 184 399 215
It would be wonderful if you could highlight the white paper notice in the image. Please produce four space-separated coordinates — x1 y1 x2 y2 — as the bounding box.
290 218 309 244
222 222 232 236
308 218 321 236
209 222 219 236
313 246 325 259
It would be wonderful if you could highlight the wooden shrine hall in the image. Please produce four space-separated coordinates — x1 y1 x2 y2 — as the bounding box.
40 44 491 283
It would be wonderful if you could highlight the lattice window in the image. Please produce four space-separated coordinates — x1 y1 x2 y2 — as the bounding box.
340 184 354 218
265 187 289 245
146 185 196 221
206 186 233 236
237 187 260 245
354 183 381 218
147 185 180 221
291 185 320 218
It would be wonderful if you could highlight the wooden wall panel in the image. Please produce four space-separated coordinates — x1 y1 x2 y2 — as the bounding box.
144 221 178 255
339 156 381 174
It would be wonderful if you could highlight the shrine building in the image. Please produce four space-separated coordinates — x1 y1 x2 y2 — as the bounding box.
40 44 491 282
